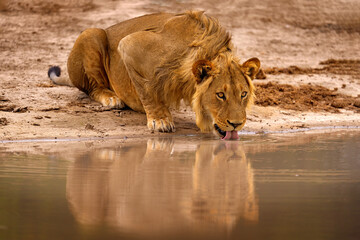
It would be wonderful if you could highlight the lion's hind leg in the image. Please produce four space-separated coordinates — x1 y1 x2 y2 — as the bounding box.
89 86 125 109
67 28 125 109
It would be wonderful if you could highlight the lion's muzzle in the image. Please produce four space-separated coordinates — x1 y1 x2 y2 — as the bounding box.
214 124 240 140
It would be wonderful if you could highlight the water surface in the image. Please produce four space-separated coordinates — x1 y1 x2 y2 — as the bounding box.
1 131 360 240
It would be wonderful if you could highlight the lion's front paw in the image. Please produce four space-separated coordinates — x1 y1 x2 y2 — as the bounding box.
147 117 175 133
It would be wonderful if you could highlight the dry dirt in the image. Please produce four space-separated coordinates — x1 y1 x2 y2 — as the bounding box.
0 0 359 141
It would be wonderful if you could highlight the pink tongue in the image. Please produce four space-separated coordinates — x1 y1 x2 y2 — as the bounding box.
222 131 239 140
231 131 239 140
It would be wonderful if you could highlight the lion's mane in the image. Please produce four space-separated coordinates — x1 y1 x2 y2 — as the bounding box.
152 11 255 130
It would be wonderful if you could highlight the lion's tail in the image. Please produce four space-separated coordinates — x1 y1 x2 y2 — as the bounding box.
47 66 74 86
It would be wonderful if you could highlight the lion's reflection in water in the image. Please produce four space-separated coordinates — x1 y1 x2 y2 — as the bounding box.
66 139 258 236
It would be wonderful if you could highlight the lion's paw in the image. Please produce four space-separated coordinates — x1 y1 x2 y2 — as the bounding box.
100 95 125 109
147 117 175 133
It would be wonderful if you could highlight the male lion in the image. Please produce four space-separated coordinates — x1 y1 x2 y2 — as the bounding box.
48 11 260 140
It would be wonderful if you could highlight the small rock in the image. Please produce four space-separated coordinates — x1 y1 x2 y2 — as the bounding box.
85 123 95 130
0 117 9 126
0 96 9 102
280 111 291 115
354 99 360 108
13 107 28 113
331 99 349 108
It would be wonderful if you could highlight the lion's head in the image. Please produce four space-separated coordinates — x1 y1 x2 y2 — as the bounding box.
192 56 260 140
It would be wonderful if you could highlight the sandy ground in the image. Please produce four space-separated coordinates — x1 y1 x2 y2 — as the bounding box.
0 0 359 141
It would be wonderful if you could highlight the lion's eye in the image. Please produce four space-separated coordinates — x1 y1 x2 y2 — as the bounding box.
216 92 226 100
241 91 248 98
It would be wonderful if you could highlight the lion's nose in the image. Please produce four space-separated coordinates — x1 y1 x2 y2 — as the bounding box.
227 120 242 129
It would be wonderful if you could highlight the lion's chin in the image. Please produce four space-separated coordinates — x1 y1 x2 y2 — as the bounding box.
214 124 239 140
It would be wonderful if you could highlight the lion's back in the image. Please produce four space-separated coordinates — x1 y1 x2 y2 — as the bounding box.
105 13 176 50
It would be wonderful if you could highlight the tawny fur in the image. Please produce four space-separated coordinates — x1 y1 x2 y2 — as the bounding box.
50 11 260 134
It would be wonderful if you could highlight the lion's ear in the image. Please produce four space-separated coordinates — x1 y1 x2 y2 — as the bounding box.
192 60 214 84
242 58 260 80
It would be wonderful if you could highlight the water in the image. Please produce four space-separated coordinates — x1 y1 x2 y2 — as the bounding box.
1 131 360 240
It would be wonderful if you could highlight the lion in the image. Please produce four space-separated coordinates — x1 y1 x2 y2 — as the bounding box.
48 11 260 139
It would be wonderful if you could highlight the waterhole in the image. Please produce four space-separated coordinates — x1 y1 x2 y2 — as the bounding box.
0 131 359 240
